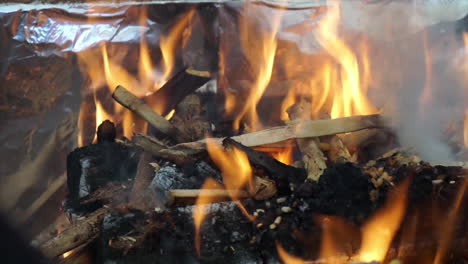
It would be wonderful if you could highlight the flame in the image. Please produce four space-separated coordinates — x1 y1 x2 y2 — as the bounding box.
464 110 468 147
193 178 221 256
276 242 306 264
419 31 433 113
254 145 293 165
77 7 193 142
62 249 74 259
226 3 284 131
433 177 468 264
356 180 409 262
205 139 254 220
313 2 376 119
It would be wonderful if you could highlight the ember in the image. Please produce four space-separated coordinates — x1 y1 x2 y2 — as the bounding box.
0 1 468 264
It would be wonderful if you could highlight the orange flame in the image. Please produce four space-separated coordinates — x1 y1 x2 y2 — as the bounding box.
314 2 377 119
193 178 221 256
226 3 284 131
276 181 409 263
205 139 254 220
276 242 306 264
433 177 468 264
77 7 193 142
356 180 409 262
254 145 294 165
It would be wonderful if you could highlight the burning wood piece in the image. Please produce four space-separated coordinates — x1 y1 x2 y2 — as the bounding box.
144 68 211 116
172 114 384 150
287 100 327 181
223 138 306 194
112 85 190 143
39 208 108 259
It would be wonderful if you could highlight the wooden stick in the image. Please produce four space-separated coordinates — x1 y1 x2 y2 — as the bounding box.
172 114 384 150
112 86 190 143
39 208 108 258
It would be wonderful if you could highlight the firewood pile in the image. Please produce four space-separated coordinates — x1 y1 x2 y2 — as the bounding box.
34 71 468 264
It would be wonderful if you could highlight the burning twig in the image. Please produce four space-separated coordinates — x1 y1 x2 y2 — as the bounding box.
287 100 327 181
112 85 190 143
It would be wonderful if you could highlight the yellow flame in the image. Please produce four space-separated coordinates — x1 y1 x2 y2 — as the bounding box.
62 250 74 259
433 177 468 264
464 110 468 147
164 109 176 120
419 31 433 114
228 3 284 131
315 2 376 119
276 242 307 264
254 145 294 165
76 7 193 142
356 180 409 262
193 178 221 256
205 139 254 220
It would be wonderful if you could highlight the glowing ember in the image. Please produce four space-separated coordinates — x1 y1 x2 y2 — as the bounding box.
254 145 294 165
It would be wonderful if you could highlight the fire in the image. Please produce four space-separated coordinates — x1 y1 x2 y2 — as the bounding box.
205 139 254 219
276 181 409 263
433 177 468 264
310 2 376 119
226 3 285 131
276 242 306 264
356 180 409 262
193 178 221 256
62 249 74 258
254 145 294 165
77 7 193 143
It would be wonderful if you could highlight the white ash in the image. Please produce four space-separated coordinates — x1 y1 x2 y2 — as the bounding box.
78 157 91 198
